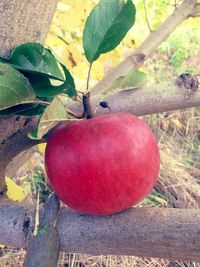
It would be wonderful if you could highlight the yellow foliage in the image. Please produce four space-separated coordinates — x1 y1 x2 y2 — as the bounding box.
57 1 94 30
90 60 105 81
0 243 5 248
6 177 26 201
61 43 82 71
38 143 47 154
101 48 123 67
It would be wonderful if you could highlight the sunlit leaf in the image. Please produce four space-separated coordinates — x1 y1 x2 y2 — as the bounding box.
28 96 73 140
38 143 47 154
6 177 26 202
37 96 69 139
105 70 147 94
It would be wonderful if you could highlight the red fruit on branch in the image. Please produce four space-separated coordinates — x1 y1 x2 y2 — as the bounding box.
45 112 160 215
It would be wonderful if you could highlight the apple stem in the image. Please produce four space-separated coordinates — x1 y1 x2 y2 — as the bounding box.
82 92 94 119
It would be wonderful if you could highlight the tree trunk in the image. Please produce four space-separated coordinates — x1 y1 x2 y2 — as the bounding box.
0 0 59 196
1 203 200 262
0 0 58 57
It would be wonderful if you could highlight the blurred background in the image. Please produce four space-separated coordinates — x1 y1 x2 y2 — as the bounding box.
1 0 200 266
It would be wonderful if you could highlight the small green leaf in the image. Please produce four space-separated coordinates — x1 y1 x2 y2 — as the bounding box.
28 129 40 140
83 0 136 63
38 225 48 234
6 43 65 81
28 63 76 98
105 70 147 94
35 96 70 139
61 63 77 98
0 63 36 111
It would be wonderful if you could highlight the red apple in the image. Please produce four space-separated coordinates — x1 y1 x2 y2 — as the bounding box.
45 112 160 215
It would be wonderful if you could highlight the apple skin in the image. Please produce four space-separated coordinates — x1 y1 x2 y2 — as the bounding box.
45 112 160 215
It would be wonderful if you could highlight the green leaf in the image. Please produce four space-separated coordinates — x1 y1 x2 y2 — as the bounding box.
29 96 71 140
105 70 147 94
37 97 69 139
28 63 76 98
83 0 136 63
0 63 36 111
0 103 46 116
28 129 40 140
38 225 48 234
6 43 65 81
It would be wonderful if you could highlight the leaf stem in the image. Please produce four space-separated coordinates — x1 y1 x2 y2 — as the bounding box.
143 0 152 33
35 100 51 106
86 63 93 91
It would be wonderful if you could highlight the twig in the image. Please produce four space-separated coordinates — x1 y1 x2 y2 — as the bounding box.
33 192 40 236
144 0 153 32
174 0 178 10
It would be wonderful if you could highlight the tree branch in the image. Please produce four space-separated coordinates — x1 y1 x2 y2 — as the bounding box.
0 116 41 195
68 81 200 117
191 3 200 17
1 203 200 261
91 0 198 95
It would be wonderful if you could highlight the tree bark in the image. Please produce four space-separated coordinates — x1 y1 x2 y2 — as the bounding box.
92 0 198 95
0 0 58 57
0 116 42 195
0 0 59 195
68 81 200 117
1 203 200 262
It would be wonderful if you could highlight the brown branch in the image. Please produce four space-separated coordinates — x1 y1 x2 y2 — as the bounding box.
0 116 41 196
91 0 198 95
1 202 200 261
23 194 60 267
191 3 200 17
68 81 200 117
